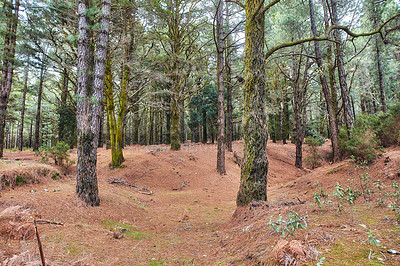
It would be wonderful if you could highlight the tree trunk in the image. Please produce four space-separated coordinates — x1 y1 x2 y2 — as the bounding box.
0 0 19 157
105 56 124 167
225 2 233 152
170 98 180 150
33 63 46 151
309 0 340 162
283 97 289 144
76 0 111 206
202 109 207 144
216 0 226 175
375 37 386 112
331 0 353 132
29 122 33 148
18 63 29 151
179 108 185 144
166 108 171 145
237 0 268 206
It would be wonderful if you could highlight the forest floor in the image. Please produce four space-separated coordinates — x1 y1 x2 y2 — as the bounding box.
1 141 400 265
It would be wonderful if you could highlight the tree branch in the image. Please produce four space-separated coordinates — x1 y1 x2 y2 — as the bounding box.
262 0 281 13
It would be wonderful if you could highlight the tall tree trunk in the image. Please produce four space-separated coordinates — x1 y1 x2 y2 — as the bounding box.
166 108 171 145
33 63 46 151
375 37 386 112
309 0 340 162
179 108 185 144
283 97 289 144
149 107 154 145
331 0 353 132
237 0 269 206
202 108 207 144
0 0 19 157
76 0 111 206
216 0 226 175
98 103 104 147
225 1 233 152
18 62 29 151
105 56 125 167
29 122 33 148
170 97 181 150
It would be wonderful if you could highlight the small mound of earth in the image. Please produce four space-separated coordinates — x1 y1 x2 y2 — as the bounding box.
0 167 61 190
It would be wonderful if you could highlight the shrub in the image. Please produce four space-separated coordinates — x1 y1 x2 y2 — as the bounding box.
35 141 74 170
339 115 379 164
304 136 323 169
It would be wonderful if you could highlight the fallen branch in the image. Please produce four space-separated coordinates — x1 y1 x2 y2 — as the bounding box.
108 178 153 195
33 211 46 266
33 219 64 226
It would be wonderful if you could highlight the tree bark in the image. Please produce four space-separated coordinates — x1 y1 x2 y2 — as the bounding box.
237 0 269 206
0 0 19 157
170 97 181 150
76 0 111 206
309 0 340 162
216 0 226 175
18 62 29 151
375 37 386 112
225 1 233 152
33 63 46 151
331 0 353 132
202 108 207 144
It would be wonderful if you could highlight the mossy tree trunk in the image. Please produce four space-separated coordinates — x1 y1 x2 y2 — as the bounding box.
76 0 111 206
105 57 124 167
236 0 270 206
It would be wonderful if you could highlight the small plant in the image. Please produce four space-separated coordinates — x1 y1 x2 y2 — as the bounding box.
35 141 75 170
268 211 307 237
389 181 400 222
313 188 332 209
333 182 361 212
367 229 380 246
304 136 323 169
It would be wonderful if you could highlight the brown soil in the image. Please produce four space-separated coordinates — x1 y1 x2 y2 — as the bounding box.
1 141 400 265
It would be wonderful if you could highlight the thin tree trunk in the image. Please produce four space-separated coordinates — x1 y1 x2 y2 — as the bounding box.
216 0 226 175
225 1 233 152
202 108 207 144
33 63 46 151
179 108 185 144
309 0 340 162
331 0 353 132
375 37 386 112
18 63 29 151
29 122 33 148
